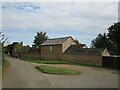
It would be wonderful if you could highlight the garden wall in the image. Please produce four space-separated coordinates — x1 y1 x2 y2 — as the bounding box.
62 54 102 66
41 45 62 60
20 53 40 60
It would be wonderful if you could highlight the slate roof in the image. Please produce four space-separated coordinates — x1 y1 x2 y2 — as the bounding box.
64 45 104 55
41 36 72 46
27 48 40 54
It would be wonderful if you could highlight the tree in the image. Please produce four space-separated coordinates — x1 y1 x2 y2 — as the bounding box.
0 31 9 65
107 22 120 54
91 33 116 54
91 33 109 48
16 45 30 54
33 32 48 47
0 32 9 46
74 39 80 45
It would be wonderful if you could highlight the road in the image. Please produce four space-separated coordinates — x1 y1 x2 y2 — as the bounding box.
3 56 54 88
3 56 118 88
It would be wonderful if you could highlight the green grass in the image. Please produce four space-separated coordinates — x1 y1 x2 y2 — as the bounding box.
2 58 9 65
20 58 119 71
20 58 69 64
2 56 10 74
35 65 81 75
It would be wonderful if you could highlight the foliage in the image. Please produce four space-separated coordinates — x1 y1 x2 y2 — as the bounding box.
107 22 120 54
0 32 9 46
33 32 48 47
91 22 120 55
91 33 116 54
74 39 80 45
0 32 10 73
16 45 30 54
4 42 19 55
35 65 81 75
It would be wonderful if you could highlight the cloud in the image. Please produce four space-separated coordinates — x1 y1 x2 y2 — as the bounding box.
2 2 118 46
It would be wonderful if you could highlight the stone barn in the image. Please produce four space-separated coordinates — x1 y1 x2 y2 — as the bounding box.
13 36 110 66
40 36 77 60
40 36 110 66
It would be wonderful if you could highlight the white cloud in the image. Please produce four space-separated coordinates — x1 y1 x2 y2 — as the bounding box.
2 2 118 46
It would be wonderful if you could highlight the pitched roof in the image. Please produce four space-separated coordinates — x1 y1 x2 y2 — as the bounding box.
41 36 72 46
64 45 104 55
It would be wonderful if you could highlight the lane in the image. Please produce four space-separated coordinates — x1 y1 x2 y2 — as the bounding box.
2 56 118 88
2 56 54 88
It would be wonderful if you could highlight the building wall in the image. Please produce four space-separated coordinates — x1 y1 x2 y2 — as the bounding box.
83 45 88 48
62 54 102 66
102 49 110 56
41 45 62 60
62 38 76 52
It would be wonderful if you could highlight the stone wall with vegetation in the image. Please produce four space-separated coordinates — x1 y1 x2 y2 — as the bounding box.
20 53 40 60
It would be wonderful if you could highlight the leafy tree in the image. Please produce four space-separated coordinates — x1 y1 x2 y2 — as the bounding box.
16 45 30 54
0 32 9 46
75 39 80 45
91 33 109 48
0 32 9 65
91 33 117 54
5 42 18 55
107 22 120 54
33 32 48 47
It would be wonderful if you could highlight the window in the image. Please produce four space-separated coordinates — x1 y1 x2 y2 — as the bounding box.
49 46 53 52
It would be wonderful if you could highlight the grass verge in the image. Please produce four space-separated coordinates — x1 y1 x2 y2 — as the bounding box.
2 58 10 74
35 65 81 75
20 58 119 71
20 58 69 64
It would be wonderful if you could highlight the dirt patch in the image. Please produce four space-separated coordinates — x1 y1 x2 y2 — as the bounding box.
2 63 11 78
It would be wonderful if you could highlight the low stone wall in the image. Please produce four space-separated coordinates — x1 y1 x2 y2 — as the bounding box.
20 53 40 60
13 52 102 66
62 54 102 66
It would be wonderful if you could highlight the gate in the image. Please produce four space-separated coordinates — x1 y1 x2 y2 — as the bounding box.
102 56 120 68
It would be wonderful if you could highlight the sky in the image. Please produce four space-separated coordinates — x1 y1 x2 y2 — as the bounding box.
1 2 118 47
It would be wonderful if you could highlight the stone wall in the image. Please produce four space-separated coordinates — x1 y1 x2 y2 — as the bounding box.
62 38 76 53
62 54 102 66
20 53 40 60
41 45 62 60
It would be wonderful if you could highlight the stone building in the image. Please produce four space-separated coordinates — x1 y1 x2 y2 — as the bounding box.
40 36 110 66
41 36 76 60
13 36 110 66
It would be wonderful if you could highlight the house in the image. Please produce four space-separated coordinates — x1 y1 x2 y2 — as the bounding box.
12 42 23 57
14 36 110 66
41 36 76 60
40 36 110 66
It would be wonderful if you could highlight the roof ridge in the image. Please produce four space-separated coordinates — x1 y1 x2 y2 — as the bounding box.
47 36 72 40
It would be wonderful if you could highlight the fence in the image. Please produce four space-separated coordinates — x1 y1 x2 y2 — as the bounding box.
102 56 120 68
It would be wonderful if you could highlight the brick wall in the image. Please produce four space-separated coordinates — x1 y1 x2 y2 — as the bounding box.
41 45 62 60
62 54 102 66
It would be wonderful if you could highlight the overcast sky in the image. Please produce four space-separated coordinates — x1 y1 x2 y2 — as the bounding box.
2 2 118 46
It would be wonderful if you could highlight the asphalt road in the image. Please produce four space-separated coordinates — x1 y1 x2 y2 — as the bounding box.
2 56 54 88
3 56 119 88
